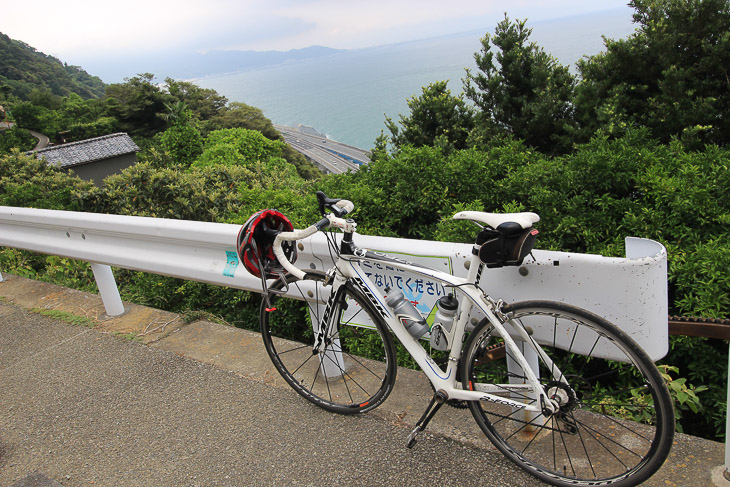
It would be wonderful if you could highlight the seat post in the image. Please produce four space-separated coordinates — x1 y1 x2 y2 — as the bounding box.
466 243 483 284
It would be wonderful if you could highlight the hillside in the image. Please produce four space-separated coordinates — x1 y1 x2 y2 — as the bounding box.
0 32 105 101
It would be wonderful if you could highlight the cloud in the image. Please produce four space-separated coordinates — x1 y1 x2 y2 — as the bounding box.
0 0 630 61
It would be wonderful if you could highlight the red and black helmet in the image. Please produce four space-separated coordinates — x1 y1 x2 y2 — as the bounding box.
236 209 297 279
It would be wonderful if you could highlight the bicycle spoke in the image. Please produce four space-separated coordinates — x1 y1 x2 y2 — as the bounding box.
464 302 673 486
262 272 396 414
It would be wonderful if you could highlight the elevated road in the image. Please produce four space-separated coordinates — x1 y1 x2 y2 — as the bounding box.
276 124 370 174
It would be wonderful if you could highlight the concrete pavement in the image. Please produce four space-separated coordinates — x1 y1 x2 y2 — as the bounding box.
0 273 726 486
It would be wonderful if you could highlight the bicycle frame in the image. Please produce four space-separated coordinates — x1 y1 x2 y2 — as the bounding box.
319 245 559 416
266 197 675 486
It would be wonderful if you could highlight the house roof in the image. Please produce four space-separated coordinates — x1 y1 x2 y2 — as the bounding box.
32 133 139 169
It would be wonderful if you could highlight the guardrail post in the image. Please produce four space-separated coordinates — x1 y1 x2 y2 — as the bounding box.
0 270 4 282
90 263 125 317
725 341 730 481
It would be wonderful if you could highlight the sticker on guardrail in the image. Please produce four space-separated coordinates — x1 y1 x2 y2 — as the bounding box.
223 250 239 277
341 251 453 330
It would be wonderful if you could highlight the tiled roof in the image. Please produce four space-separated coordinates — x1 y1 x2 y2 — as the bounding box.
32 133 139 168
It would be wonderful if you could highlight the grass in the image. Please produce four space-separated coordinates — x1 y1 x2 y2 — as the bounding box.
31 308 95 328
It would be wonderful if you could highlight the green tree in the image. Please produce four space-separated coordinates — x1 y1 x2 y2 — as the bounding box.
205 102 279 139
104 73 168 137
194 127 285 168
153 124 204 168
165 78 227 121
463 15 576 154
8 101 47 131
205 103 321 179
0 32 105 101
575 0 730 147
27 88 63 110
0 150 99 210
161 100 192 127
384 80 474 153
0 126 36 153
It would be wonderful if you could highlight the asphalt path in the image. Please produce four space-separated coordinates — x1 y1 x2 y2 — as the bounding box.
0 301 535 487
0 274 726 487
29 130 49 151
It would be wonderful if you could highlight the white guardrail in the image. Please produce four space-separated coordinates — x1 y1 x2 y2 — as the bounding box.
0 206 668 361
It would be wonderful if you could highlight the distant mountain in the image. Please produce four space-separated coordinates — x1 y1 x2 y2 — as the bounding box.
186 46 346 78
79 46 347 83
0 32 106 100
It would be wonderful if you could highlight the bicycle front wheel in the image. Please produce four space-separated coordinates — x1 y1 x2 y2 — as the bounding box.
461 300 674 487
261 271 397 414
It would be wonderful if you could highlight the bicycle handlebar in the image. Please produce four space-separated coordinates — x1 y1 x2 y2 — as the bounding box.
273 193 355 281
316 191 354 217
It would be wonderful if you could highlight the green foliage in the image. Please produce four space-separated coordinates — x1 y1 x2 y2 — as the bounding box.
385 81 474 153
10 100 57 133
194 128 285 168
99 161 248 221
9 93 119 141
0 248 43 280
663 336 728 438
671 237 730 318
659 365 708 433
575 0 730 147
0 125 35 153
0 32 105 101
204 102 278 138
0 150 100 210
65 116 119 141
202 102 322 180
104 73 168 137
165 78 228 122
153 124 204 167
463 15 576 154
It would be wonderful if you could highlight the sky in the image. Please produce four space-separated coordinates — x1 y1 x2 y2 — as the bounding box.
2 0 632 63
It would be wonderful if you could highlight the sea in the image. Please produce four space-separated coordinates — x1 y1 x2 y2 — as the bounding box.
195 8 637 151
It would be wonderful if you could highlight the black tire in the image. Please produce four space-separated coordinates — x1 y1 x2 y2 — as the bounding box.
261 271 397 414
461 300 674 487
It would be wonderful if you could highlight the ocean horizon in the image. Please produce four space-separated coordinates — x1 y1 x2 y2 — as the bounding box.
195 8 637 150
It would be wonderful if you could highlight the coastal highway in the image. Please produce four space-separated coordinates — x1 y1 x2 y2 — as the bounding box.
276 124 370 174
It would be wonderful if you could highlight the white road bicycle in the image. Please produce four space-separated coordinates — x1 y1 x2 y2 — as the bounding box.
256 192 674 487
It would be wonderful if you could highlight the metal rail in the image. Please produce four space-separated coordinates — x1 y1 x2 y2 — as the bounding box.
669 316 730 340
0 205 668 360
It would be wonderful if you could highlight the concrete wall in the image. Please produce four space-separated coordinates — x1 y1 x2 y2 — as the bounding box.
68 153 137 186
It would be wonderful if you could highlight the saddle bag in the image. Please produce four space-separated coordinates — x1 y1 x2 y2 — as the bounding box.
476 226 539 268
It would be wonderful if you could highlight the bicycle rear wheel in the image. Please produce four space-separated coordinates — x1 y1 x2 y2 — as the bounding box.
261 271 397 414
461 300 674 487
